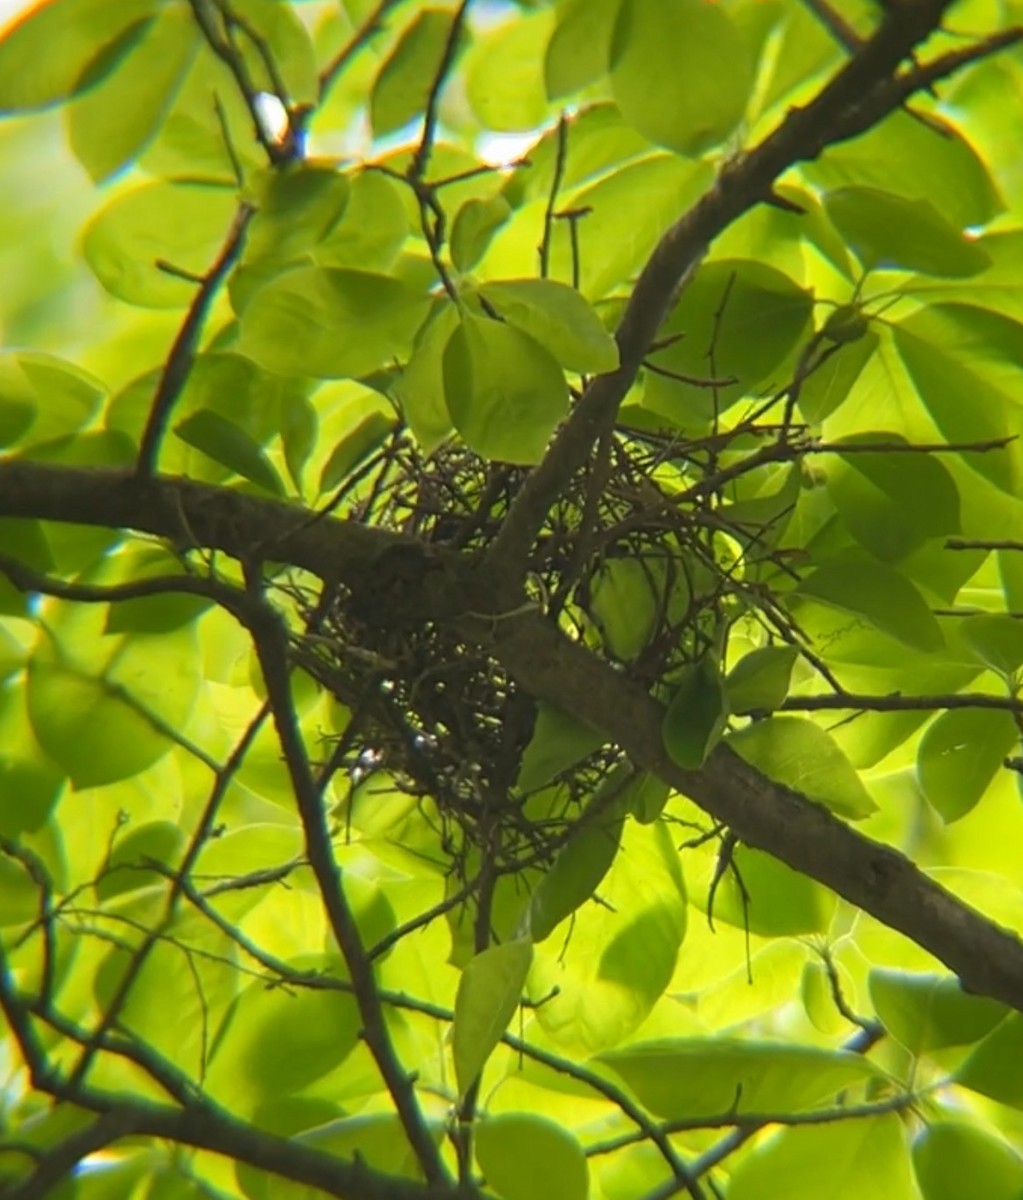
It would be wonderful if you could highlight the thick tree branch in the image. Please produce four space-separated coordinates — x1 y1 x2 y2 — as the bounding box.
2 461 1022 1014
488 1 1018 572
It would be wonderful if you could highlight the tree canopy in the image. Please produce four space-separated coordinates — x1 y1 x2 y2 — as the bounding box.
3 1 1023 1197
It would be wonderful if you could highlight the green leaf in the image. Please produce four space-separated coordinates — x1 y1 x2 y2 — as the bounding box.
393 301 458 453
833 433 961 537
477 278 618 374
529 154 712 302
237 1111 444 1195
794 561 944 653
93 906 239 1079
238 267 429 379
868 970 1007 1054
0 851 47 927
95 820 185 901
957 1013 1023 1108
281 393 318 495
894 307 1023 496
174 409 285 496
65 3 197 182
699 842 834 936
27 612 200 789
244 164 351 265
913 1122 1023 1200
0 0 155 113
544 0 621 99
824 187 991 277
516 703 604 794
207 955 361 1110
313 170 409 273
530 821 686 1054
624 771 670 825
0 677 64 837
450 195 513 274
466 9 554 132
474 1113 588 1200
797 329 878 424
103 546 211 635
662 655 728 770
727 717 877 820
598 1039 880 1121
317 411 394 493
961 614 1023 677
370 8 457 137
230 0 319 107
589 556 661 660
643 259 813 429
726 645 799 715
611 0 752 156
805 110 1002 230
452 937 533 1098
728 1116 914 1200
916 708 1017 823
443 311 569 464
0 352 105 448
527 770 627 941
82 180 239 308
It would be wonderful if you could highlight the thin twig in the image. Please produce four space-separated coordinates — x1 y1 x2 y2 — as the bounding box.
319 0 404 103
240 575 451 1187
408 0 472 183
135 202 254 478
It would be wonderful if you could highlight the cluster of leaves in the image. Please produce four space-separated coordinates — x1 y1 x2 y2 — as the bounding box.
4 2 1023 1200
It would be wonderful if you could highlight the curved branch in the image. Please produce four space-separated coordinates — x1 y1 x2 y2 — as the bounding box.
2 460 1022 1014
488 2 1020 571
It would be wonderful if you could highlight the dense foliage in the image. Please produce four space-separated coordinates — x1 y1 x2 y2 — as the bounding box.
3 1 1023 1198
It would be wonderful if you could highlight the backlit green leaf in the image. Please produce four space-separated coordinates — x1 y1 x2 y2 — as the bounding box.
794 561 944 653
961 614 1023 677
475 1114 588 1200
530 820 686 1054
527 769 628 941
516 703 604 794
913 1122 1023 1200
957 1014 1023 1108
611 0 752 156
643 259 813 429
238 266 430 378
825 187 990 277
27 607 200 789
544 0 621 99
728 1116 914 1200
443 311 569 464
370 8 457 137
662 655 728 770
244 164 351 265
175 409 285 496
317 411 394 493
0 0 155 113
726 645 799 715
477 277 618 373
453 938 533 1098
916 707 1017 823
450 195 513 275
869 970 1007 1054
466 9 554 132
599 1039 880 1121
727 717 877 820
65 3 197 182
82 180 240 307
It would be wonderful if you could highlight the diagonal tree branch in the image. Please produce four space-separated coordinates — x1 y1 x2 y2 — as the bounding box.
2 461 1022 1013
487 1 1019 573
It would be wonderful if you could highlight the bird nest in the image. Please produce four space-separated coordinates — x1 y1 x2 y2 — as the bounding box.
287 426 796 879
